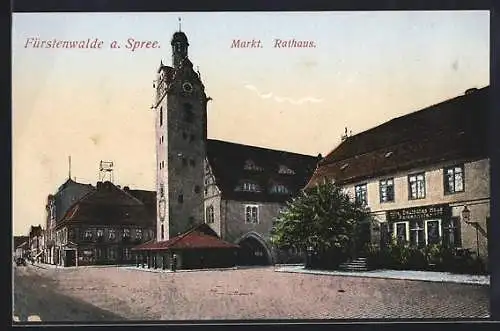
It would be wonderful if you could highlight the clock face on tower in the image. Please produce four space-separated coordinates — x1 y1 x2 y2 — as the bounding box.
182 81 193 93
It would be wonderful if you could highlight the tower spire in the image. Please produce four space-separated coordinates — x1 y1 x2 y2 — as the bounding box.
178 17 182 31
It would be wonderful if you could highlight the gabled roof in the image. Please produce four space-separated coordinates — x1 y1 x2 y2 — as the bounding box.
206 139 318 202
306 86 490 187
56 181 155 229
132 223 239 251
14 236 29 249
56 178 94 194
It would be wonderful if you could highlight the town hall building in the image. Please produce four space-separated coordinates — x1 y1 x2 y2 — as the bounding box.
132 28 318 268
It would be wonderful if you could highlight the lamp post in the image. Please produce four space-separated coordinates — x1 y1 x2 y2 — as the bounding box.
306 246 314 268
461 205 479 257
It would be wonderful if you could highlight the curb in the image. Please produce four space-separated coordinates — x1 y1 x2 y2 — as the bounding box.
124 266 239 273
274 267 490 286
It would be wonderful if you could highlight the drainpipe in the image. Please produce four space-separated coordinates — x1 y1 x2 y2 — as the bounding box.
224 199 228 240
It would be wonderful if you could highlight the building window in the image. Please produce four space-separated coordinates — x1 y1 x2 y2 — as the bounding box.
182 158 188 167
159 107 163 126
244 160 263 171
379 178 395 203
393 221 409 244
271 184 289 194
96 229 104 240
194 185 201 194
182 132 188 140
178 194 184 203
408 173 426 200
409 220 425 248
84 229 93 241
108 247 116 260
241 182 261 192
425 219 442 245
135 229 143 240
189 159 195 167
206 205 215 223
160 224 164 241
96 248 104 260
278 165 295 175
245 205 259 224
159 184 165 198
108 229 116 241
190 134 195 142
355 184 368 205
122 228 130 239
123 248 132 260
444 165 465 194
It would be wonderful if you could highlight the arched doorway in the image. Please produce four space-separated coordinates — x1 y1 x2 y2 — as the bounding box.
236 233 272 266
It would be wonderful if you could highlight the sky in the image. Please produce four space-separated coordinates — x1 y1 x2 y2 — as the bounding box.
12 11 489 235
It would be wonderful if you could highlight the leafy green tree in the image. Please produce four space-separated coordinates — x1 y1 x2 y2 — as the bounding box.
271 180 372 266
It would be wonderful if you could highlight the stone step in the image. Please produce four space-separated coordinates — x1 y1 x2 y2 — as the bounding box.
339 267 369 272
339 263 368 268
339 262 367 267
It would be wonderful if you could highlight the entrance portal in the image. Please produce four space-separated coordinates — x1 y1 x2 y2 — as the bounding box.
237 236 271 266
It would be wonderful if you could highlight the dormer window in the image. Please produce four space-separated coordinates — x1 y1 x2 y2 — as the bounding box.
385 151 393 158
271 184 289 194
237 181 261 192
123 228 131 238
278 165 295 175
340 163 349 171
84 229 93 241
244 159 263 171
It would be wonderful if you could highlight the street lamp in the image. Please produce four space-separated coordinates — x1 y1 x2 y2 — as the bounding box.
306 246 314 268
461 205 479 257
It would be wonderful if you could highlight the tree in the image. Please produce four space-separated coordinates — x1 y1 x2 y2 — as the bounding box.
271 180 372 268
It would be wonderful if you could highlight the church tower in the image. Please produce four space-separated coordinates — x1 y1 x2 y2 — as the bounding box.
153 26 208 241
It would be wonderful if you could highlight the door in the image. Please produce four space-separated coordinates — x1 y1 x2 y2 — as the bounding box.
65 250 76 267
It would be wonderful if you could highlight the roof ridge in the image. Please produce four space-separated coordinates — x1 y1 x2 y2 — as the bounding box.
208 139 317 158
342 86 487 142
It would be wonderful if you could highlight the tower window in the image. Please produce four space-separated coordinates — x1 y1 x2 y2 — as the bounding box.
178 194 184 203
160 107 163 126
182 158 188 167
194 185 201 194
206 205 214 223
182 132 187 140
190 134 195 142
161 224 164 241
189 159 195 167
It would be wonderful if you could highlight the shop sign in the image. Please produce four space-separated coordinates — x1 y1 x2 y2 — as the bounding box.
387 204 449 221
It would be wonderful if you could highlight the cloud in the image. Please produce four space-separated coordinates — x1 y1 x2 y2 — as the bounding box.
243 83 323 105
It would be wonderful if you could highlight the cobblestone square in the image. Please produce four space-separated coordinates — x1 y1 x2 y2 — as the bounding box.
13 265 490 322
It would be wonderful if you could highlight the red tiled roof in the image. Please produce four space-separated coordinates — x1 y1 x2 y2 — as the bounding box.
306 86 489 188
132 224 239 251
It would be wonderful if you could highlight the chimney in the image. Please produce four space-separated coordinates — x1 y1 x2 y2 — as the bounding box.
341 127 349 142
96 181 103 189
124 186 130 191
